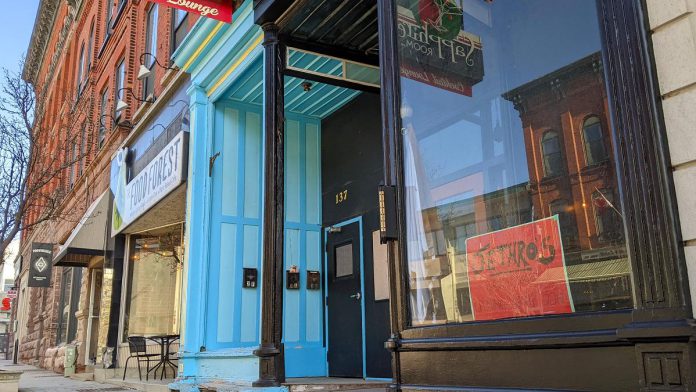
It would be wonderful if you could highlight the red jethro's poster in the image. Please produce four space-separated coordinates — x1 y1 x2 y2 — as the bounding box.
465 216 574 321
150 0 235 23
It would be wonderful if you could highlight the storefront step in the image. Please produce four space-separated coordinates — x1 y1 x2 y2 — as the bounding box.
101 375 173 392
68 372 95 382
283 379 388 392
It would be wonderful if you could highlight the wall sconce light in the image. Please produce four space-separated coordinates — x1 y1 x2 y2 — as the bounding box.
137 52 177 81
100 114 133 129
115 87 155 113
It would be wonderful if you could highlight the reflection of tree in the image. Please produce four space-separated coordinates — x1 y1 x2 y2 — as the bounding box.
136 232 183 273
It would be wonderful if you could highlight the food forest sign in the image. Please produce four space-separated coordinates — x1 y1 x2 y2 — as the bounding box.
111 131 187 235
150 0 235 23
397 2 484 96
465 216 573 321
28 243 53 288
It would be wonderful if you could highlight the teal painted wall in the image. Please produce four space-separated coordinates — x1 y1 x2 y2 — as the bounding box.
207 101 263 350
283 114 325 377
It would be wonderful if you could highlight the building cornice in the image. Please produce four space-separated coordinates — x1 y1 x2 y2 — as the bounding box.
22 0 61 84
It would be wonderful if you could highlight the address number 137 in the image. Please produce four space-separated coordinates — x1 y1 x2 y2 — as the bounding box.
335 190 348 205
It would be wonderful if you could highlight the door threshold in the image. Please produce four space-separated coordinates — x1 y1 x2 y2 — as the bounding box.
284 377 389 391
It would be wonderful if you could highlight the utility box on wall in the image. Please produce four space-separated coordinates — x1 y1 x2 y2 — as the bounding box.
64 345 76 376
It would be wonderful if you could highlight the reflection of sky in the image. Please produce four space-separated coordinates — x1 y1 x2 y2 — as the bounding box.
403 0 603 207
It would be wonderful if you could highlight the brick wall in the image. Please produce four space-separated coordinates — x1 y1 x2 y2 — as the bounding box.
19 0 195 372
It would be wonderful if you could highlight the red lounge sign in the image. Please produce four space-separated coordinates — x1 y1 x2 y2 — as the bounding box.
465 216 573 321
151 0 235 23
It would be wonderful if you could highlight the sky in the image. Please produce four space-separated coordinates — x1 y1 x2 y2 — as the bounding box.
0 2 41 76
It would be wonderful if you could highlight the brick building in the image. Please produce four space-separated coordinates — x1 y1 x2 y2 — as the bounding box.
16 0 195 374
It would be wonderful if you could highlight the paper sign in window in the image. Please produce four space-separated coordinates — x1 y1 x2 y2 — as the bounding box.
372 230 390 301
466 216 573 321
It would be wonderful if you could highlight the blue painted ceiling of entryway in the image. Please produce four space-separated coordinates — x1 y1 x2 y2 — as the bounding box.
223 56 360 119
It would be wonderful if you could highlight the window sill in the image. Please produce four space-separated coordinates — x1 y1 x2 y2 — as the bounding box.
539 174 563 184
582 160 611 172
132 97 154 124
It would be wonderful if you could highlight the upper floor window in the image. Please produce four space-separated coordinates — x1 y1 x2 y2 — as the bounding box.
583 116 608 165
143 4 158 100
99 87 108 148
77 43 86 93
105 0 114 36
87 21 95 70
171 8 188 53
541 131 563 177
115 59 125 119
68 137 78 189
78 124 86 177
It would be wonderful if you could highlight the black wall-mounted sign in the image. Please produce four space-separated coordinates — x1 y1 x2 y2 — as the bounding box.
287 270 300 290
307 270 321 290
243 268 258 288
28 243 53 288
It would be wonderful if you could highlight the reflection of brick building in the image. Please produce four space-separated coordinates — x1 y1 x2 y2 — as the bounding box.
503 52 630 311
504 52 624 255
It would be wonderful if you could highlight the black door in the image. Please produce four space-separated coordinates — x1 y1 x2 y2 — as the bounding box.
327 221 363 378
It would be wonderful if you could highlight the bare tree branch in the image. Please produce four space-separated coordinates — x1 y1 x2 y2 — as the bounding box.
0 58 94 261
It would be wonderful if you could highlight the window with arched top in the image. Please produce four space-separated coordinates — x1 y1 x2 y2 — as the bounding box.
541 131 563 177
583 116 608 165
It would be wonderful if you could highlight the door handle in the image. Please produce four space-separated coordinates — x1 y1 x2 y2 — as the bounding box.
350 292 361 300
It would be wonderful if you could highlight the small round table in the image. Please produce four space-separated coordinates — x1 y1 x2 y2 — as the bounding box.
146 334 179 380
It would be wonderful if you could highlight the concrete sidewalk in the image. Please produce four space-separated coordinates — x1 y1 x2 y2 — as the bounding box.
0 360 134 392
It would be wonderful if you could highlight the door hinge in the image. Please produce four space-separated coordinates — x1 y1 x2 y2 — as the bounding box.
208 151 221 177
378 185 398 243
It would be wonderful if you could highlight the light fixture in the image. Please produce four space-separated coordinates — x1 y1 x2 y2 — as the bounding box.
100 114 133 129
115 87 155 113
137 52 177 81
302 81 312 92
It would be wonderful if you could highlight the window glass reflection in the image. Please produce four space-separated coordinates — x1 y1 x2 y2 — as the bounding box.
123 226 183 338
398 0 633 325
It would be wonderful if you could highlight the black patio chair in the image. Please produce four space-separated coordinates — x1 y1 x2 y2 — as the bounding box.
123 336 159 381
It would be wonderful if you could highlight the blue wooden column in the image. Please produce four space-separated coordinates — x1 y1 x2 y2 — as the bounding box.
180 83 213 377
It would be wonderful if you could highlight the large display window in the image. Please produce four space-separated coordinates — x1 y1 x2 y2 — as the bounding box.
397 0 633 325
122 224 184 338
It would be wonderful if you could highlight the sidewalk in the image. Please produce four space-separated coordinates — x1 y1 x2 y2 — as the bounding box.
0 360 134 392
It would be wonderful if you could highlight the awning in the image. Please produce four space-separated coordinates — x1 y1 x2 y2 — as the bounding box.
53 191 109 267
535 258 631 284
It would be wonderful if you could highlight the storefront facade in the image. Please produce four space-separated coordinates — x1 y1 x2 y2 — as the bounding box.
173 0 694 390
107 75 191 375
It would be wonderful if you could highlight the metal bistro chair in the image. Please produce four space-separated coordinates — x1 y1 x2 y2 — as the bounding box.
123 336 160 381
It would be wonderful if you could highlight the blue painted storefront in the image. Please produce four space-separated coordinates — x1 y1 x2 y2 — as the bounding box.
170 2 361 387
